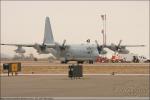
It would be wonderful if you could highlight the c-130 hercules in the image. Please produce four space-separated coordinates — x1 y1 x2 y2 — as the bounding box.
1 17 144 64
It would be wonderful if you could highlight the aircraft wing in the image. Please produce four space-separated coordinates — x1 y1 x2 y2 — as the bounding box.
1 43 34 47
1 43 57 48
105 44 145 48
120 45 145 47
105 44 145 54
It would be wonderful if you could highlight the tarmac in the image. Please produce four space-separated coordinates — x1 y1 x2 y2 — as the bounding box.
0 61 149 100
1 75 149 97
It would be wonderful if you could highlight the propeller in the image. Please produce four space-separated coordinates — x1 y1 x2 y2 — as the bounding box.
60 39 67 50
40 43 47 51
34 43 47 54
62 39 66 47
95 40 107 54
110 40 129 54
116 40 122 51
114 40 122 54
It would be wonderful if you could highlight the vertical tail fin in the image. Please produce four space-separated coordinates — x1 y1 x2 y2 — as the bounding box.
43 17 54 44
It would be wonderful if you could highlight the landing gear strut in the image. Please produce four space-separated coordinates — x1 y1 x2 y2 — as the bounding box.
77 61 84 64
61 60 68 64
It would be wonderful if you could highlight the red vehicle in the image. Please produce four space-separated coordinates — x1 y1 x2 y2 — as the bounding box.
111 55 123 63
96 56 109 63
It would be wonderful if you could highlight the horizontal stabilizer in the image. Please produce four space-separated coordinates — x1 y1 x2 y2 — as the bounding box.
1 43 34 47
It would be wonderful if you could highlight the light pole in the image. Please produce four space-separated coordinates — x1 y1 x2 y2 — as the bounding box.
101 14 106 46
104 14 106 46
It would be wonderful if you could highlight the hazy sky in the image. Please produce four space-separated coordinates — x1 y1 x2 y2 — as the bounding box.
1 1 149 58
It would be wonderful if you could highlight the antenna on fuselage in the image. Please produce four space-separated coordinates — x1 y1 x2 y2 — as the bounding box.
86 39 90 43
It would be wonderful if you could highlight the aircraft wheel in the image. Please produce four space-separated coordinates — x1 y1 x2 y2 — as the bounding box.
77 61 84 64
61 61 68 64
89 60 93 64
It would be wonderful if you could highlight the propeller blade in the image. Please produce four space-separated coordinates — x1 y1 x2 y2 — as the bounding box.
62 39 66 47
95 40 99 46
117 40 122 49
95 40 107 54
60 39 67 50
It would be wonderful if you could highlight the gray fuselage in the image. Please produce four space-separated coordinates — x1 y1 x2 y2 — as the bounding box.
49 43 99 62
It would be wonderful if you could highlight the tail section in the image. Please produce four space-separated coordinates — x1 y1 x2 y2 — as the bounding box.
43 17 54 44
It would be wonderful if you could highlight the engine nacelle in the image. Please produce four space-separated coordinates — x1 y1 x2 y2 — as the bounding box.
100 50 107 54
118 49 129 54
14 46 25 53
110 43 117 51
34 43 52 54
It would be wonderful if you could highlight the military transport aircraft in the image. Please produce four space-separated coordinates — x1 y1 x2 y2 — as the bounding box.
1 17 144 64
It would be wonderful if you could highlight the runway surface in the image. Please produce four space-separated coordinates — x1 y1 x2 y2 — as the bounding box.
1 73 150 76
1 61 149 99
1 75 149 97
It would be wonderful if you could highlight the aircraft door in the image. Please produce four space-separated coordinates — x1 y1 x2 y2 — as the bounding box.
65 52 73 60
